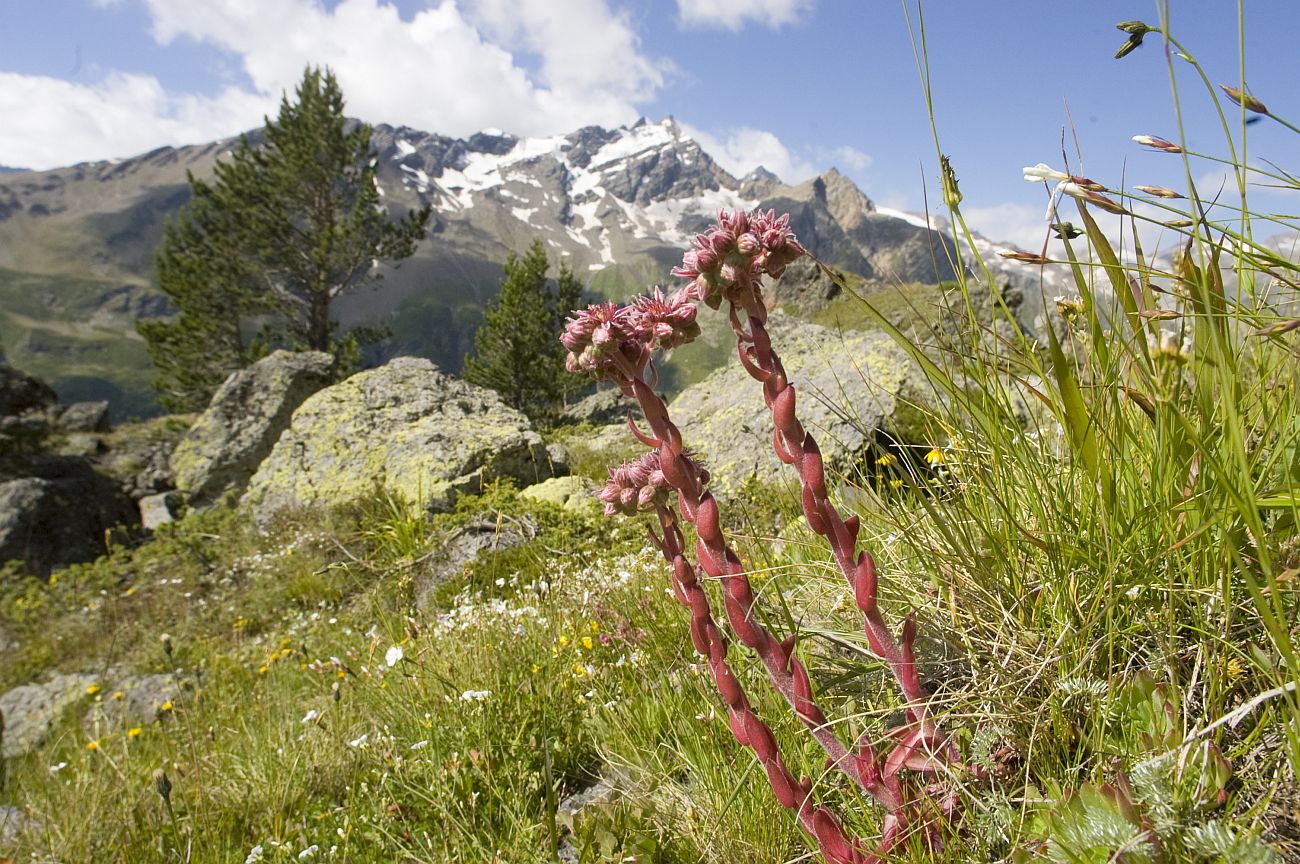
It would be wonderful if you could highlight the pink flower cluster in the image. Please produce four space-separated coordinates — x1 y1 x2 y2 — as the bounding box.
560 288 699 380
596 451 709 516
672 209 806 312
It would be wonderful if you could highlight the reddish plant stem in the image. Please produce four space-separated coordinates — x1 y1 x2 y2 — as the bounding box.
651 503 874 864
726 292 960 780
622 375 913 852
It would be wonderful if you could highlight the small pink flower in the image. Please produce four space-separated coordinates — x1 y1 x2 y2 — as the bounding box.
596 451 707 516
630 287 700 350
561 302 643 379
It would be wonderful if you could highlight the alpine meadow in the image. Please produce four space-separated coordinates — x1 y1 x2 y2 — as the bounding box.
0 4 1298 864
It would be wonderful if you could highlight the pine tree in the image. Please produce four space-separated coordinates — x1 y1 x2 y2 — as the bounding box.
136 191 262 412
138 66 430 411
463 238 585 421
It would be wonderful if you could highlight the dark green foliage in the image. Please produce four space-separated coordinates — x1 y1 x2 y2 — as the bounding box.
464 238 586 422
138 66 430 412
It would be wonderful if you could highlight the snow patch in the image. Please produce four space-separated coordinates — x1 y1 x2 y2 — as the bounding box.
875 206 939 230
588 122 676 169
511 207 537 222
394 139 416 158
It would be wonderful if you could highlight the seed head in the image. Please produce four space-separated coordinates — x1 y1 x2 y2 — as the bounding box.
1220 84 1269 115
152 768 173 802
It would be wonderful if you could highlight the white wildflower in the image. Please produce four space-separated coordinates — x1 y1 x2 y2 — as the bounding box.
385 645 403 667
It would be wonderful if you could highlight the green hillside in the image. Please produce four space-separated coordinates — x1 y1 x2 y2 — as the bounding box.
0 268 164 418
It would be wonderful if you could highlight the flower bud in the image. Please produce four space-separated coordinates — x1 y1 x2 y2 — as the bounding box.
940 155 962 208
1220 84 1268 115
1132 135 1183 153
1134 184 1183 199
1114 33 1145 59
1115 20 1150 34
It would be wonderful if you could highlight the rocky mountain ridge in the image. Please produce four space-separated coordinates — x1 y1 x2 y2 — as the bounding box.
0 117 1051 417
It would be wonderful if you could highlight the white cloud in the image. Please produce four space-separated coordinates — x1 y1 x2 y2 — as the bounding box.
0 0 667 169
0 71 271 169
682 123 817 185
824 145 872 174
676 0 813 31
962 201 1053 252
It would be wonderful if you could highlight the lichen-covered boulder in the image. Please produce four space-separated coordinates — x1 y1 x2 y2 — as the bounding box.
521 476 599 513
172 350 334 506
663 314 926 495
0 673 96 758
242 357 557 521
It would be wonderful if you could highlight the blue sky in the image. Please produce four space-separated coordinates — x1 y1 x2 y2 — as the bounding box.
1 0 1296 248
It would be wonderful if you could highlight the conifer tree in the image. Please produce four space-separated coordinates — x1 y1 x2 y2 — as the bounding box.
139 66 430 411
464 238 585 421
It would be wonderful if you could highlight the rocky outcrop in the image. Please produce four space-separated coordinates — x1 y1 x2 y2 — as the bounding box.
0 673 96 758
0 457 138 577
243 357 558 522
662 314 928 495
172 350 334 506
0 363 57 418
56 400 110 433
562 388 634 426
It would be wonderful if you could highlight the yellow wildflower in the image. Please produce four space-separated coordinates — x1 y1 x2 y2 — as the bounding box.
876 453 897 467
160 700 174 712
86 740 100 751
127 727 143 739
258 665 269 675
581 636 594 651
924 448 945 467
86 684 101 696
112 691 126 701
557 634 570 648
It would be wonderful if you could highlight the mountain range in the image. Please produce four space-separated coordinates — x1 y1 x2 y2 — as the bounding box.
0 116 1047 418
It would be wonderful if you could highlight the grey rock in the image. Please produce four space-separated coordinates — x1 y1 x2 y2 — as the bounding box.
0 673 96 758
767 257 844 314
52 432 105 457
1 805 33 850
172 350 334 506
563 388 633 426
665 314 925 496
139 490 183 530
556 778 618 863
414 516 529 612
544 442 570 476
83 672 185 731
0 457 138 577
243 357 557 522
0 363 56 418
56 400 110 433
97 416 189 500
